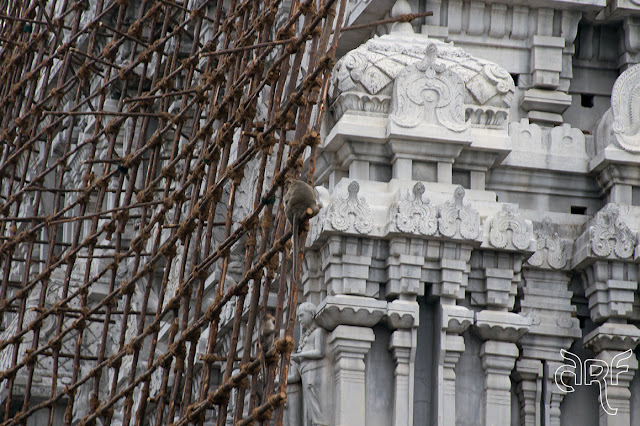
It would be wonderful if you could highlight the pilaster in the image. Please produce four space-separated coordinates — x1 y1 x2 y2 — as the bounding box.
514 358 543 426
389 329 414 426
480 340 519 426
328 325 375 426
436 305 473 426
584 324 640 426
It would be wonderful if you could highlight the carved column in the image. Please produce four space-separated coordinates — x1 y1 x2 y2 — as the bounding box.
514 359 542 426
470 204 533 425
544 361 568 426
328 325 375 426
389 329 414 426
514 217 581 426
584 324 640 426
571 204 640 426
436 305 473 426
475 311 530 426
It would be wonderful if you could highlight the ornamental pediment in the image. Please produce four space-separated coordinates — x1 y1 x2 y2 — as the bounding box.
331 29 514 129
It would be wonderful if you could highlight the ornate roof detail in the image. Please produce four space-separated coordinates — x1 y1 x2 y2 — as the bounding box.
394 182 437 235
390 42 469 132
488 204 533 251
589 204 636 259
438 186 480 240
527 217 568 269
330 23 514 127
611 63 640 153
328 180 373 234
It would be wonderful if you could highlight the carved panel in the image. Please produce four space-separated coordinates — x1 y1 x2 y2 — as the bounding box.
589 204 636 259
394 182 437 235
488 204 532 251
611 63 640 153
390 43 469 132
527 217 568 269
328 181 373 234
438 186 480 240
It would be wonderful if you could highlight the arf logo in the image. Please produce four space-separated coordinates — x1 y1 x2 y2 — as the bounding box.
554 349 633 415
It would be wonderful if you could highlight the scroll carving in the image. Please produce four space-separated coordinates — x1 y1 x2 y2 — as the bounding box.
395 182 437 235
589 204 636 259
390 42 469 132
328 181 373 234
611 63 640 153
438 186 480 240
489 204 532 251
527 217 567 269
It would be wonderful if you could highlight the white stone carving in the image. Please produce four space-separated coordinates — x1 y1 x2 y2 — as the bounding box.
611 63 640 153
391 42 469 132
394 182 437 235
438 186 480 240
288 302 330 426
330 30 514 124
589 204 636 259
328 180 373 234
527 217 568 269
488 204 533 251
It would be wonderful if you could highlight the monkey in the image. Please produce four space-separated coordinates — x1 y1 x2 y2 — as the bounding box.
258 312 276 401
283 178 322 283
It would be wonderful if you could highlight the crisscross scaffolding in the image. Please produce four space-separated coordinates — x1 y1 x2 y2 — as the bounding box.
0 0 346 423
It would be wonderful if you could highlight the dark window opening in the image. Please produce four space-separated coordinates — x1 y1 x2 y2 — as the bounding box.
571 206 587 215
581 94 594 108
510 73 519 86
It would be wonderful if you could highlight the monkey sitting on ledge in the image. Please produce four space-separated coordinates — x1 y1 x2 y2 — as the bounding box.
283 178 322 280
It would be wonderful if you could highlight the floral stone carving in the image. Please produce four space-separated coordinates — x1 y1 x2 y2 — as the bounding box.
489 204 533 251
611 63 640 153
589 204 636 259
390 42 469 132
394 182 437 235
438 186 480 240
330 28 514 124
527 217 568 269
328 180 373 234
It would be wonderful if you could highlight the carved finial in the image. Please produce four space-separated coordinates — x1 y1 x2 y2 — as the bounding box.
488 204 532 250
328 180 373 234
413 181 425 197
390 0 414 35
453 186 465 208
417 43 445 77
589 204 636 258
527 216 567 269
438 186 480 240
347 180 360 199
395 182 436 235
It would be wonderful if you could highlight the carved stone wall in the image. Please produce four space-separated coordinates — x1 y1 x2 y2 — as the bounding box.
297 0 640 425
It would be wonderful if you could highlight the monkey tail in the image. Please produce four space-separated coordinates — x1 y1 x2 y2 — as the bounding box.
292 215 299 287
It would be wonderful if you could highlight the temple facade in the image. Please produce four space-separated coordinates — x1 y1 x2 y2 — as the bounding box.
287 0 640 425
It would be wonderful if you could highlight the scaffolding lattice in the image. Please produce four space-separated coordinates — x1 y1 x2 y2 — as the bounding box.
0 0 346 424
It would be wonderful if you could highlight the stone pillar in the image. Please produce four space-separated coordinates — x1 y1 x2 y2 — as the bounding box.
584 324 640 426
545 361 569 426
475 310 530 426
436 305 473 426
514 358 542 426
328 325 375 426
480 340 519 425
389 329 413 426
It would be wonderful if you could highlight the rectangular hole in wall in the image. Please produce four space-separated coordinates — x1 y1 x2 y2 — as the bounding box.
510 73 519 86
581 94 594 108
412 161 437 182
571 206 587 215
452 169 470 189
